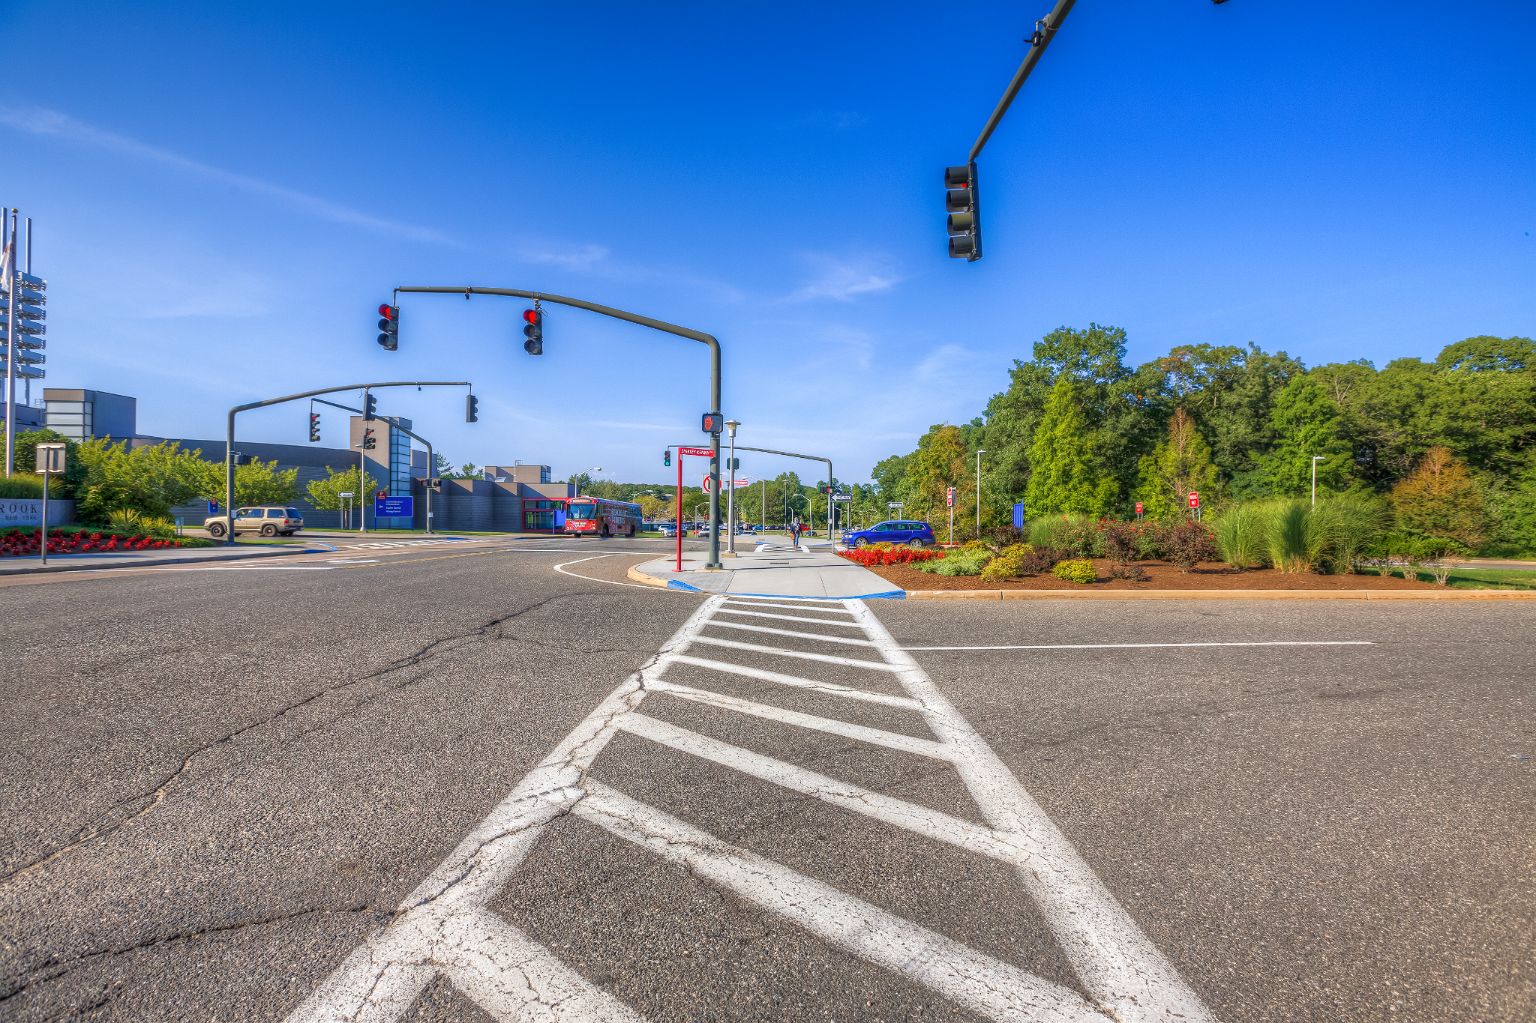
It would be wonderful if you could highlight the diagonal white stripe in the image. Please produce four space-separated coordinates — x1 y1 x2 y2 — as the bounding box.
714 607 866 628
686 635 903 672
667 654 921 708
703 619 878 646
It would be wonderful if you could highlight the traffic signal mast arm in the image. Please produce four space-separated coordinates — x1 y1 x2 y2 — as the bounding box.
392 283 726 569
310 394 443 534
730 445 835 539
969 0 1076 162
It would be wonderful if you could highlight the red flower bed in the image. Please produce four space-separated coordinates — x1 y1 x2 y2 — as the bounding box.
839 546 943 567
0 528 185 557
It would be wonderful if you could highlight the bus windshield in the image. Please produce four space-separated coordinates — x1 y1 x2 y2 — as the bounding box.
568 502 597 518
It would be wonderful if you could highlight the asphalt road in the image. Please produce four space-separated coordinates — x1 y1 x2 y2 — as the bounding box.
0 539 1531 1022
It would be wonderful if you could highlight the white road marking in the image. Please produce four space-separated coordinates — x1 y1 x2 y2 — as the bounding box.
713 607 866 628
668 654 921 708
720 599 855 615
145 564 337 572
551 552 690 591
648 678 951 759
726 594 848 606
576 782 1105 1023
852 601 1217 1023
904 640 1376 651
620 713 1031 862
702 618 878 647
292 594 1218 1022
687 634 904 672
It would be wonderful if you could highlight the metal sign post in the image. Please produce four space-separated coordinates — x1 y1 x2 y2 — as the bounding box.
672 445 713 572
35 441 65 565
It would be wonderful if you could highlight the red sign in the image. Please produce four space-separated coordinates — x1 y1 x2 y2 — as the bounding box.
1189 493 1200 509
377 490 388 501
1135 502 1143 515
678 446 712 457
702 476 748 493
946 486 955 508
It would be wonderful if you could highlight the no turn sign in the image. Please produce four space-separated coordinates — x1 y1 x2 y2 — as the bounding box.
1188 492 1200 509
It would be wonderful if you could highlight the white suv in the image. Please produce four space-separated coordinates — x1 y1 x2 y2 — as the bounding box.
204 506 304 538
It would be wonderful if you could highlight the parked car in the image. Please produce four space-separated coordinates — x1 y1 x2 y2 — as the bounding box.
655 523 678 538
840 519 935 548
204 506 304 538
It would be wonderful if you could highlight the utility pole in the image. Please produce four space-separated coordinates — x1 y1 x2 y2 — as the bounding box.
3 209 16 477
725 420 739 554
1311 455 1325 508
975 448 987 539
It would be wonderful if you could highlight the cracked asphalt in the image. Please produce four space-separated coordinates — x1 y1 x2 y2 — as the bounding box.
1 543 1532 1021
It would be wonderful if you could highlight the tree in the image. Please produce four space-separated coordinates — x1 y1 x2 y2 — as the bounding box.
636 494 670 520
307 466 379 511
1024 377 1118 518
909 424 969 526
1435 335 1535 373
458 462 479 479
12 428 86 498
1388 447 1487 547
189 456 299 508
1133 408 1219 520
73 439 208 523
1255 373 1355 496
432 453 455 478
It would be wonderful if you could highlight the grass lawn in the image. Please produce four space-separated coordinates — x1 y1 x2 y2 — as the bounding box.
1436 568 1536 591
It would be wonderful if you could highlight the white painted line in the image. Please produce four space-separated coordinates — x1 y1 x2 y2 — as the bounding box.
703 619 878 647
904 640 1376 651
146 564 337 572
648 679 950 759
621 713 1033 863
726 594 849 606
714 607 865 628
576 782 1106 1023
285 596 728 1022
851 601 1219 1023
551 553 679 591
720 598 855 615
668 654 921 709
687 634 904 673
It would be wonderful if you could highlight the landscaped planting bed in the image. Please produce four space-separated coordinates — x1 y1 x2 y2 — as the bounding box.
859 558 1437 591
0 527 203 557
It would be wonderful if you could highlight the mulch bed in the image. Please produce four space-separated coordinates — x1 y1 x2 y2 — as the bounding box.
864 558 1436 591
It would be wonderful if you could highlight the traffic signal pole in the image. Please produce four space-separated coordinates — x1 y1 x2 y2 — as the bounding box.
311 396 440 535
392 285 724 569
732 446 834 541
223 380 469 545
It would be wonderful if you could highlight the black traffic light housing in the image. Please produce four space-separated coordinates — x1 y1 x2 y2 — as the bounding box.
466 394 480 423
309 412 321 442
364 393 378 420
523 305 543 355
701 412 724 435
945 163 982 261
664 449 672 467
377 304 400 350
362 427 377 450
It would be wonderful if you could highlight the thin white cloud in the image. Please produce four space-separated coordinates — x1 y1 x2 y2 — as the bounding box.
0 104 454 245
786 254 901 302
518 243 612 271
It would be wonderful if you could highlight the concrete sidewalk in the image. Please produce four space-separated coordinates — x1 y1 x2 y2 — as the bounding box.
0 542 323 576
629 541 903 599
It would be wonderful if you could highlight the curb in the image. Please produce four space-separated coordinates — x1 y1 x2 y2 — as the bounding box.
904 588 1536 601
0 545 317 577
625 563 905 600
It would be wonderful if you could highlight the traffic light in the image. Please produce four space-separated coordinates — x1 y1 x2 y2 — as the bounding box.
364 393 378 420
309 412 321 442
664 450 672 467
362 427 377 450
945 163 982 261
466 393 480 423
701 412 723 435
377 304 399 350
426 477 443 491
522 307 543 355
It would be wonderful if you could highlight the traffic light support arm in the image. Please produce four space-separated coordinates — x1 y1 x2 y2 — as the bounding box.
394 284 724 569
310 396 438 534
731 445 834 540
969 0 1077 161
224 380 468 545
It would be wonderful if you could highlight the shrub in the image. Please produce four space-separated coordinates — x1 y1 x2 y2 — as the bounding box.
958 539 991 553
1415 536 1470 586
1133 523 1165 560
1264 499 1314 573
1109 562 1149 582
139 516 179 539
988 525 1026 548
1029 514 1103 557
927 549 991 576
1318 492 1389 573
1024 545 1067 574
979 543 1035 581
0 476 45 499
107 508 143 533
1102 521 1140 564
1163 520 1218 572
1052 558 1097 584
1213 503 1267 570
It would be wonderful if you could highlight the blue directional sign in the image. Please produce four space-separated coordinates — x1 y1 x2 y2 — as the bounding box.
375 496 414 519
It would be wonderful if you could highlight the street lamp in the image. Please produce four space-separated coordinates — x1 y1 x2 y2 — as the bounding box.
1310 455 1325 508
572 466 603 495
725 420 740 554
975 448 987 539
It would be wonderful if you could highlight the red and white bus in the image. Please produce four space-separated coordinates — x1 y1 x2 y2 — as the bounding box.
563 496 642 538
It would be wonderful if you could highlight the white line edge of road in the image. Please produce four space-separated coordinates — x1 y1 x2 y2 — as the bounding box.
903 640 1376 651
551 552 694 592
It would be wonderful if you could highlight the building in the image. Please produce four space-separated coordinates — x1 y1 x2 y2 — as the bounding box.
42 388 137 442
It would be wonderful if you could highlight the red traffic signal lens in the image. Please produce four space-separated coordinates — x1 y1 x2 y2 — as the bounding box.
378 304 397 320
523 308 541 324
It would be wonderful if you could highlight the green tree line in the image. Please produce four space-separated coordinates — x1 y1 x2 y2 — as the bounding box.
871 326 1536 554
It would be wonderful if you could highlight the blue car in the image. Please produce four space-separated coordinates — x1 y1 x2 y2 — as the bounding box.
841 520 936 548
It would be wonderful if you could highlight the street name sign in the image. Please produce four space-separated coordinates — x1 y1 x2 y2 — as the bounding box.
678 446 713 457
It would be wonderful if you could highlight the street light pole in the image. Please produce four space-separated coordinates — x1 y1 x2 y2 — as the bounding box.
975 448 987 539
1311 455 1325 508
725 420 739 554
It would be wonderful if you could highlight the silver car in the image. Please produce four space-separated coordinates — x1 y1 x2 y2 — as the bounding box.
204 506 304 538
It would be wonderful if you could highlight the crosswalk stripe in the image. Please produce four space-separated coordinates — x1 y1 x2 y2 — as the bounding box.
720 598 855 615
713 607 866 628
686 635 904 672
647 679 950 759
702 619 878 647
576 782 1105 1023
667 655 920 709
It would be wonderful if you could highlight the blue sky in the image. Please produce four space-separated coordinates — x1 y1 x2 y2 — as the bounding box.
1 1 1531 486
